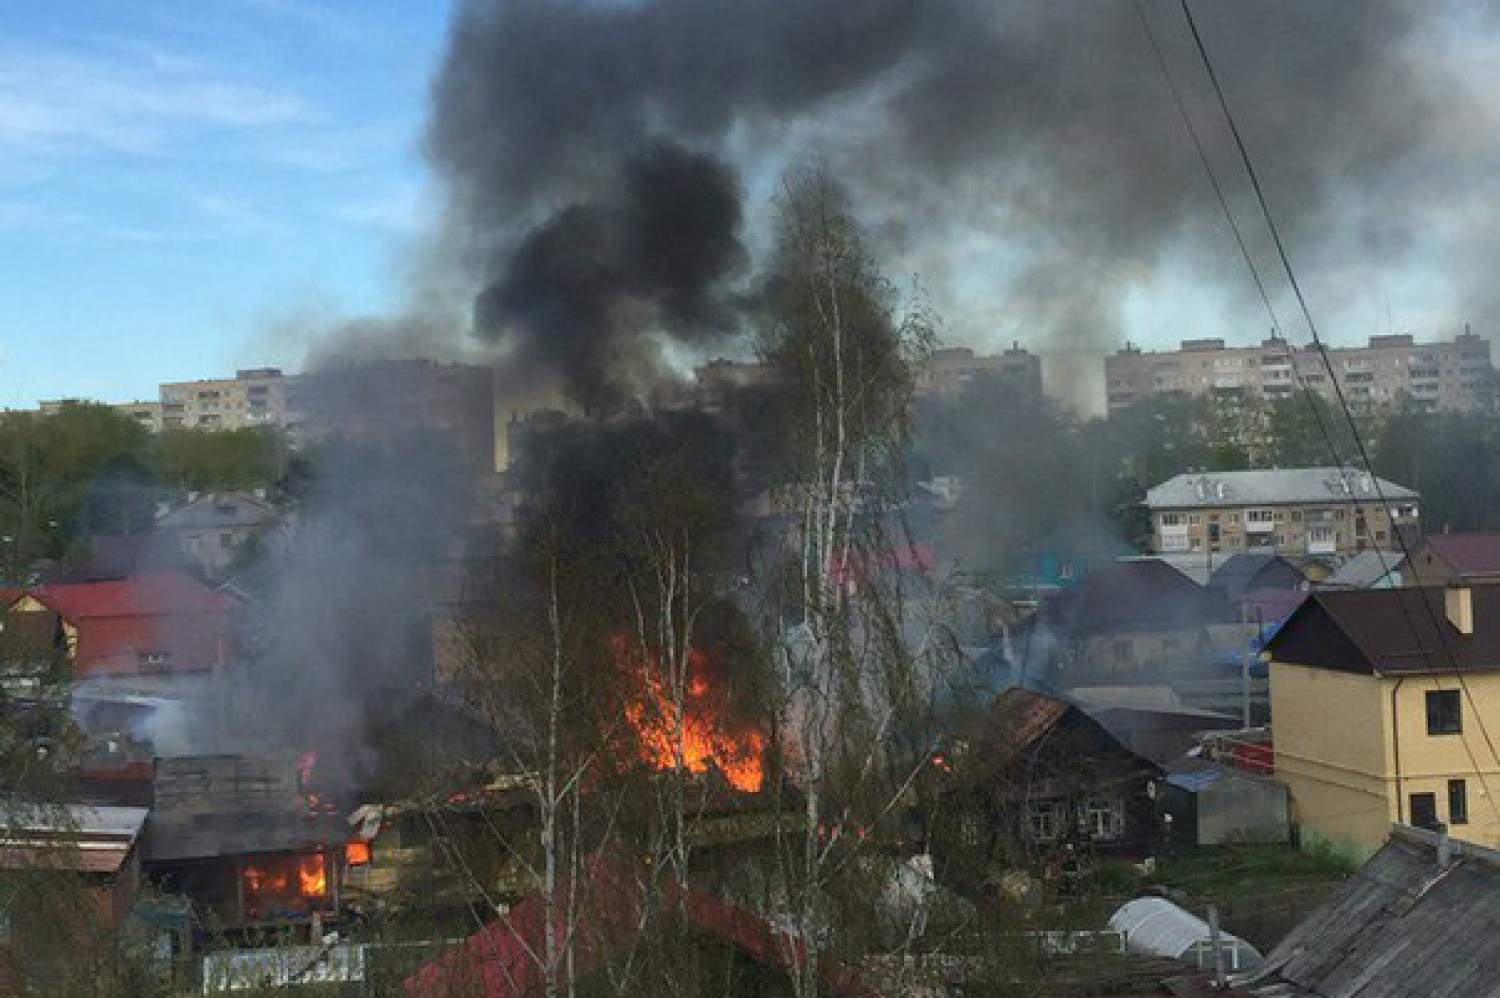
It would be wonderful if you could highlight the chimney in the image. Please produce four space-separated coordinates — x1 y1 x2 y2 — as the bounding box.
1437 827 1453 869
1445 584 1474 636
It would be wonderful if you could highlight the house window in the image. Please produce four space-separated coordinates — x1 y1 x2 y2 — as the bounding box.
1449 779 1469 825
220 532 234 549
1410 792 1440 831
1080 796 1125 841
1161 513 1184 527
138 651 172 669
1427 690 1462 735
958 814 984 848
1229 513 1240 523
1112 641 1132 666
1188 514 1201 525
1027 800 1067 843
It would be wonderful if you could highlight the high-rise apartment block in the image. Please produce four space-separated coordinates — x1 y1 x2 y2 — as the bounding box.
158 368 301 433
915 344 1042 398
1106 331 1494 415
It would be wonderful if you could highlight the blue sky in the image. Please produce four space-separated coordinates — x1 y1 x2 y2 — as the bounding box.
0 0 451 408
4 2 1497 415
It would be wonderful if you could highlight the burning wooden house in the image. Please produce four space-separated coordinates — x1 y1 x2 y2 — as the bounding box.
143 753 349 931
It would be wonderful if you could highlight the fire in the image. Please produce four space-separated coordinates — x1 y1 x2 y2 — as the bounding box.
346 839 371 866
242 864 286 894
299 853 327 896
241 852 329 920
616 638 765 793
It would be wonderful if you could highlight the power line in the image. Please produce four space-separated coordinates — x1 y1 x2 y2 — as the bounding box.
1175 0 1500 826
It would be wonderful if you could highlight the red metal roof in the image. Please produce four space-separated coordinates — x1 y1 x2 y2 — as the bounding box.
31 571 233 620
405 855 878 998
16 572 233 677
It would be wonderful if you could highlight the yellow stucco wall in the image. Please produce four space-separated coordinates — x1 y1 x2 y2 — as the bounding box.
1271 662 1394 858
1389 673 1500 850
1273 660 1500 859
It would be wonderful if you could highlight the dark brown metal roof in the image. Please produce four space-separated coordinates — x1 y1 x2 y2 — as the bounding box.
1267 585 1500 676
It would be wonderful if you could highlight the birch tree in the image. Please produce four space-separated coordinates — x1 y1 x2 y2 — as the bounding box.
757 168 948 996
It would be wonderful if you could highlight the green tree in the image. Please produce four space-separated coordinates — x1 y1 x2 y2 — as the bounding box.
0 404 154 576
151 426 285 493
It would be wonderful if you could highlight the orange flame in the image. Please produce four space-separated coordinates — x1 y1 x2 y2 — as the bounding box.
346 840 371 866
298 853 327 896
242 863 285 893
616 638 765 793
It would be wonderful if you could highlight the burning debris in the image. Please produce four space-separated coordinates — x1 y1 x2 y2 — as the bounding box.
144 754 349 930
615 637 767 794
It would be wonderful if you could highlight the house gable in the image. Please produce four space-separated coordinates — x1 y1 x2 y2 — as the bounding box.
1266 598 1374 675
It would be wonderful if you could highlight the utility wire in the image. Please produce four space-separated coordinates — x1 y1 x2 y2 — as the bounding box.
1134 0 1346 497
1176 0 1500 824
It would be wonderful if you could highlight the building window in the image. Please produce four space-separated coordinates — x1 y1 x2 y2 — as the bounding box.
1027 800 1067 843
1080 796 1125 841
220 532 234 549
138 651 172 670
1427 690 1462 735
1112 641 1132 666
1449 779 1469 825
1410 792 1439 831
1160 513 1184 527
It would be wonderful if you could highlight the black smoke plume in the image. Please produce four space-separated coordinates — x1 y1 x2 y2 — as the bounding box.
429 0 1500 409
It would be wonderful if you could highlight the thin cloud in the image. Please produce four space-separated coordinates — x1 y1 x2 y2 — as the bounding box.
0 41 313 160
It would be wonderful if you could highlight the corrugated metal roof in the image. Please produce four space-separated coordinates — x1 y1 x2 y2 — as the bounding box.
0 804 148 875
1247 827 1500 998
1147 468 1417 510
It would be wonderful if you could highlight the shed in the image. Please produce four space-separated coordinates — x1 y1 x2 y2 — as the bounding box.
1107 897 1263 973
1163 764 1288 846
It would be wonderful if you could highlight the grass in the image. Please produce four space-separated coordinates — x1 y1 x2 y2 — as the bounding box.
1152 841 1355 898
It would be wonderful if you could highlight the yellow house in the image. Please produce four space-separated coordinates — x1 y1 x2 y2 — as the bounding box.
1267 581 1500 860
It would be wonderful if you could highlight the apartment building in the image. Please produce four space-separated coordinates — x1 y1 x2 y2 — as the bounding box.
111 400 164 432
158 368 301 433
915 343 1043 398
1146 467 1419 557
1106 330 1494 415
694 343 1044 405
1267 582 1500 858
